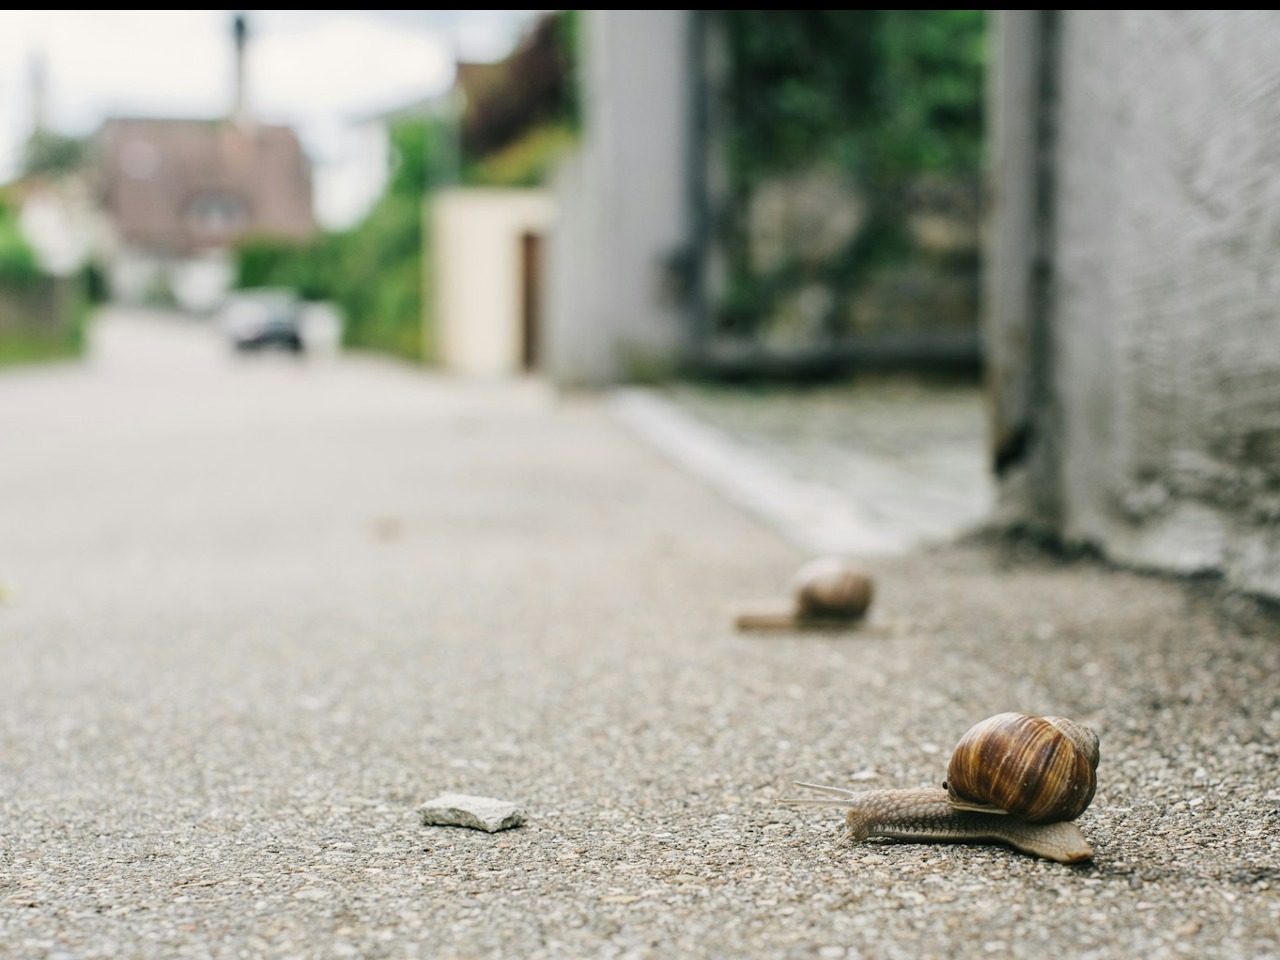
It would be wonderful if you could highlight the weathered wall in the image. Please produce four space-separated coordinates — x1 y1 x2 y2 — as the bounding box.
988 11 1280 599
545 11 696 386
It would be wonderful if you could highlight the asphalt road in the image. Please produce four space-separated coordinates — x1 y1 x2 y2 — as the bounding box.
1 310 1277 959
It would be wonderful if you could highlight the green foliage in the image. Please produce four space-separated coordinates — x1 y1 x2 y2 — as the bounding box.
0 195 89 368
465 123 577 188
722 12 880 187
0 267 89 371
387 114 441 195
722 10 984 186
80 260 108 304
22 131 87 178
0 294 87 367
0 330 80 368
0 196 40 284
872 11 987 176
557 10 582 132
331 186 425 359
716 11 986 339
236 235 333 300
233 118 443 363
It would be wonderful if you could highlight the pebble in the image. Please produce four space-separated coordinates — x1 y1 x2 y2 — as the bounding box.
420 794 526 833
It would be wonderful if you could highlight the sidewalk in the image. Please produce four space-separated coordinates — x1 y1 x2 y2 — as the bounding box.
0 312 1276 959
616 379 992 556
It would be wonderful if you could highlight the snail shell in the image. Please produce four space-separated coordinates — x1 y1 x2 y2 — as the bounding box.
791 557 874 620
945 713 1100 823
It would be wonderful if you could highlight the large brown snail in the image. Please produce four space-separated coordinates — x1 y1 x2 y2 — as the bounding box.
735 557 874 631
781 712 1101 863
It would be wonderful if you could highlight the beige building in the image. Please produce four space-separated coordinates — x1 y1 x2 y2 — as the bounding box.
433 188 554 376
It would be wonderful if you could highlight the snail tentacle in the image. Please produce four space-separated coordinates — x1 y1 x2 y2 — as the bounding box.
789 781 861 799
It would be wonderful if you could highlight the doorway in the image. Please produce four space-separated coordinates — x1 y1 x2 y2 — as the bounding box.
519 230 543 372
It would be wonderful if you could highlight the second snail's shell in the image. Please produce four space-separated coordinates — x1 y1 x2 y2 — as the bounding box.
945 713 1100 823
792 557 873 619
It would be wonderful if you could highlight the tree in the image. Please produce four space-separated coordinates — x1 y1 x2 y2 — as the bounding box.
22 131 87 179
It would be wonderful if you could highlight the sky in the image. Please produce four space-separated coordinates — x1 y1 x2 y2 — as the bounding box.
0 10 541 223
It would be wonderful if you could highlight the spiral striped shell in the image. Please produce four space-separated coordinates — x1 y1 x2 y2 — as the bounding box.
945 713 1100 823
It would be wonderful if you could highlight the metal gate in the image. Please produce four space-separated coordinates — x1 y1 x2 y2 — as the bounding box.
691 11 986 376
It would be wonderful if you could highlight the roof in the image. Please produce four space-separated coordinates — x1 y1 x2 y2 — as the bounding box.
97 117 314 255
455 61 507 107
456 15 572 160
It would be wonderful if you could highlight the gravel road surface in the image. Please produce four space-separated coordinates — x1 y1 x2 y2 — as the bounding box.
1 311 1276 959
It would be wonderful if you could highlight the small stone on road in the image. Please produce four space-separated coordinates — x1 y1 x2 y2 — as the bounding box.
420 793 526 832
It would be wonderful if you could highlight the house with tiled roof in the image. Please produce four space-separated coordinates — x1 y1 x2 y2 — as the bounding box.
95 15 314 311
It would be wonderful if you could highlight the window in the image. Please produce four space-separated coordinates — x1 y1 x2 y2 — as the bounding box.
188 193 248 233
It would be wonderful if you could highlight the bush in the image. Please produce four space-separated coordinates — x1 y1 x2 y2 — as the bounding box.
235 235 333 301
80 260 108 304
331 190 425 360
0 196 90 368
0 293 87 367
22 131 87 179
0 197 40 284
465 122 577 188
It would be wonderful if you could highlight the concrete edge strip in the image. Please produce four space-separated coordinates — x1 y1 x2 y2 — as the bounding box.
608 388 913 558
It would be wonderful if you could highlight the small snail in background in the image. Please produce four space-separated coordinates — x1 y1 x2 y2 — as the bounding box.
735 557 874 631
781 712 1101 863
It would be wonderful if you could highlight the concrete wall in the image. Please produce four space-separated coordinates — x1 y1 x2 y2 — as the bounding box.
987 11 1280 599
545 10 696 387
433 188 555 377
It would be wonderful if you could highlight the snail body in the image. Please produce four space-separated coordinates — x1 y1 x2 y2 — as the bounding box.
785 785 1094 864
782 713 1100 863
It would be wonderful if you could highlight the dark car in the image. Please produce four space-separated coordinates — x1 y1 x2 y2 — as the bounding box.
219 290 305 353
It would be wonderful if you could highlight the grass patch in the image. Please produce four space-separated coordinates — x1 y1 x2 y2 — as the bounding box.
0 294 90 370
0 329 83 368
